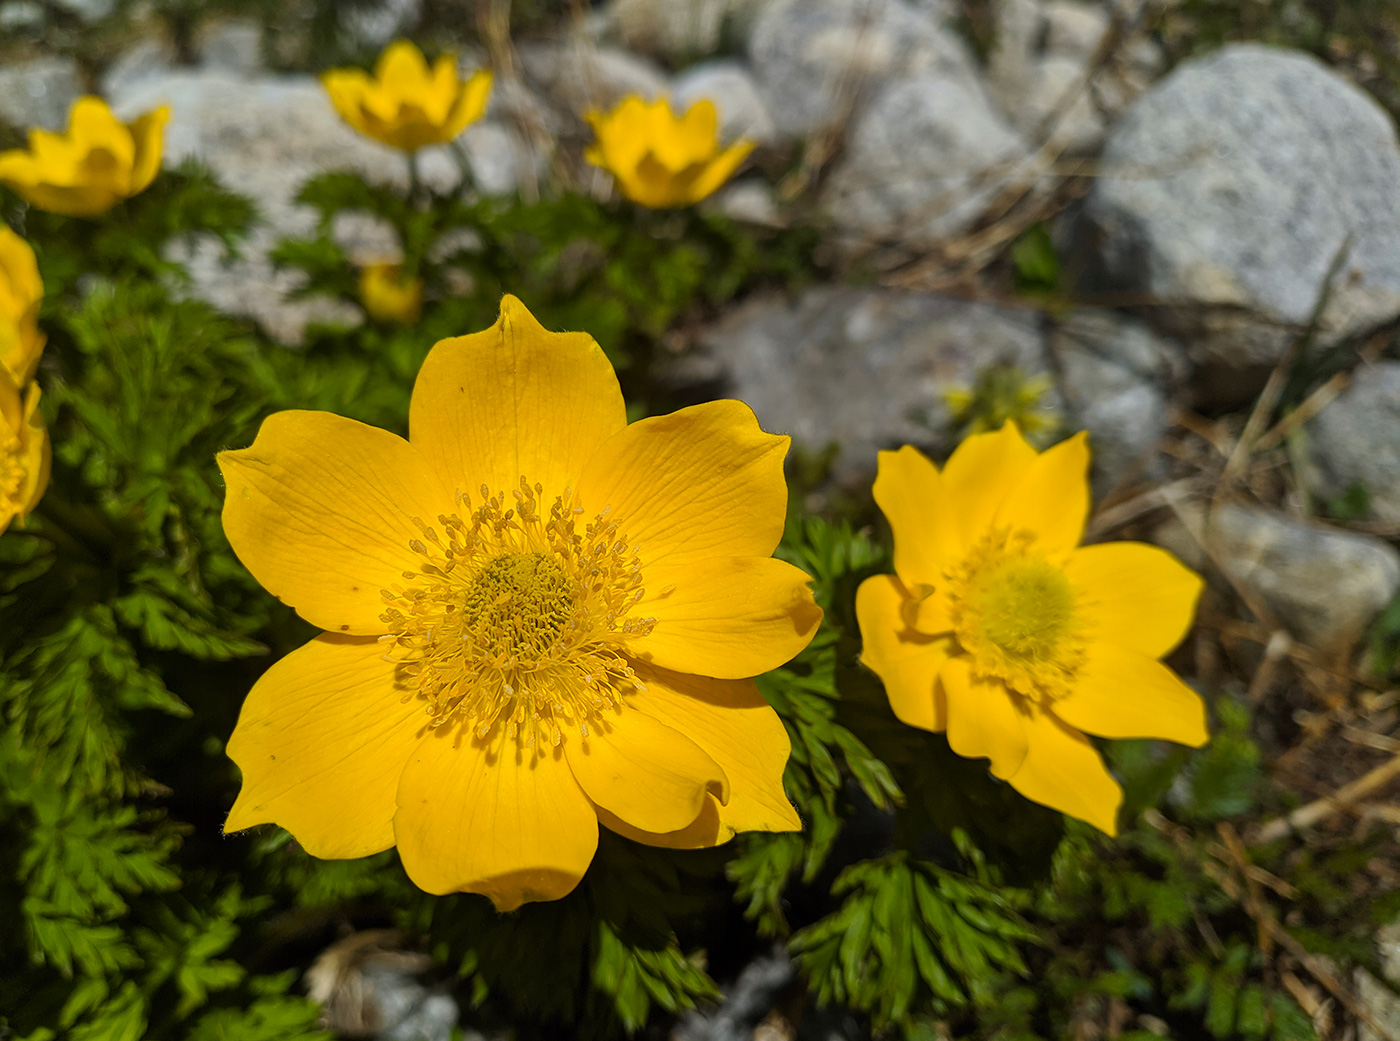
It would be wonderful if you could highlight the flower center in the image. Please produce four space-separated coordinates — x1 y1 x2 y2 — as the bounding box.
946 529 1083 700
378 479 657 748
0 424 25 508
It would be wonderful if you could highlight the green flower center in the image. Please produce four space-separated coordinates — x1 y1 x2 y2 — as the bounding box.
463 552 573 658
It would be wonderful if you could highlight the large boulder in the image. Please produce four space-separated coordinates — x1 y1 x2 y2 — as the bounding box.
1077 44 1400 369
747 0 977 139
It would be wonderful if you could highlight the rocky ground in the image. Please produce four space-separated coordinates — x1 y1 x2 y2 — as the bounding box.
7 0 1400 1037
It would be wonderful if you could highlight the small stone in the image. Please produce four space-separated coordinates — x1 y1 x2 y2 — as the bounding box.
825 73 1029 244
101 37 177 97
0 1 45 32
604 0 767 60
1052 309 1187 493
674 286 1056 485
672 60 778 145
674 950 795 1041
1077 44 1400 369
49 0 113 20
195 18 263 73
1358 920 1400 1041
339 0 422 52
1007 54 1106 151
518 41 667 117
748 0 980 138
1159 502 1400 653
0 56 81 132
1306 360 1400 523
709 180 781 226
1042 0 1110 59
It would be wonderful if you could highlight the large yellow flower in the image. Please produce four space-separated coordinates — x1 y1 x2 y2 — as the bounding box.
0 96 169 218
0 226 44 384
359 262 423 325
0 366 49 534
219 296 819 909
323 41 493 152
856 423 1207 835
585 96 755 209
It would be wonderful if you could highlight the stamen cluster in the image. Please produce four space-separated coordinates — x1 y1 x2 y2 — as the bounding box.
379 478 657 748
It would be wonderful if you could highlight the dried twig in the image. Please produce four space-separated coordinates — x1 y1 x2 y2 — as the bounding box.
1253 753 1400 844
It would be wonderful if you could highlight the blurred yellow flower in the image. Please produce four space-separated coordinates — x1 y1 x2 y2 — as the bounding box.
359 262 424 324
0 226 44 384
0 96 169 218
0 368 48 534
585 96 755 208
219 295 819 909
323 41 493 152
856 423 1207 835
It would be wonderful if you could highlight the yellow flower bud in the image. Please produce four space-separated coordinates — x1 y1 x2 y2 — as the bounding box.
359 263 424 325
585 96 755 209
0 226 44 384
0 96 169 218
323 40 493 153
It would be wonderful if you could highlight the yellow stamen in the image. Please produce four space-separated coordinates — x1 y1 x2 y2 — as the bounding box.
378 478 657 748
946 528 1084 700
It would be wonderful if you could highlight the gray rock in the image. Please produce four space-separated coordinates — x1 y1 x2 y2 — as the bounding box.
339 0 422 52
49 0 112 20
709 180 781 226
195 18 263 73
672 60 778 145
108 70 465 343
0 56 81 133
518 41 667 117
1007 53 1106 151
1307 361 1400 523
604 0 770 60
748 0 980 139
674 950 795 1041
0 1 45 32
101 38 177 97
1359 920 1400 1041
1053 309 1187 493
1079 44 1400 368
1159 502 1400 653
674 286 1057 484
825 72 1029 244
1043 0 1110 59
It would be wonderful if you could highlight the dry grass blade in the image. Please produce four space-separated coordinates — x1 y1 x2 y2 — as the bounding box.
1253 753 1400 844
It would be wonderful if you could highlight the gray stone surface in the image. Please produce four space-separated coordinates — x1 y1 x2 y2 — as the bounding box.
605 0 770 60
101 38 177 97
748 0 978 139
673 286 1057 484
50 0 112 20
672 60 778 145
0 1 45 32
1307 361 1400 523
674 949 795 1041
1359 920 1400 1041
108 70 470 343
518 41 668 116
1158 502 1400 652
0 56 81 132
1053 309 1187 493
195 18 263 72
339 0 422 52
825 72 1029 243
1079 44 1400 367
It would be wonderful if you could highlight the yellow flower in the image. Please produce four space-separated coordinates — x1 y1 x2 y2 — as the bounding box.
0 226 44 384
219 295 820 909
585 96 755 208
855 423 1207 835
322 41 493 152
0 367 49 533
359 262 424 324
0 96 169 218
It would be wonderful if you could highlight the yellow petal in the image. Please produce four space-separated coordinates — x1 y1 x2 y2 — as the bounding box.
631 555 821 679
377 40 433 97
993 431 1091 555
218 409 454 634
395 725 599 908
683 138 755 204
322 69 376 138
941 422 1037 549
564 707 727 833
126 106 169 195
1066 541 1203 659
16 382 48 522
1006 703 1123 835
444 68 494 138
606 663 800 848
940 656 1029 779
224 634 427 858
1054 642 1208 746
409 295 627 502
872 445 960 589
656 98 717 169
576 399 788 569
855 575 950 731
67 96 136 184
